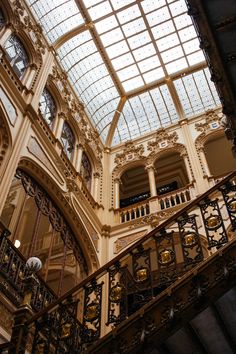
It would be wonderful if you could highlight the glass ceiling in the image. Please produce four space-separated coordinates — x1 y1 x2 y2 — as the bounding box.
26 0 221 146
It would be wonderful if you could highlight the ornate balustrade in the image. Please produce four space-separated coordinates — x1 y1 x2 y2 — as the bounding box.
1 170 236 353
120 201 150 223
0 222 57 311
119 184 193 223
158 184 192 210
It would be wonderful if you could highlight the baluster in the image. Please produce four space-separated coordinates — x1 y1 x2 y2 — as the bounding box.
107 261 128 325
82 279 103 344
199 198 228 249
177 213 204 270
219 179 236 230
154 228 177 289
130 244 153 314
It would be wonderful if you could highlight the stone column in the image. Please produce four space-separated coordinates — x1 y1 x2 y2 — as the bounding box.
181 152 194 184
114 178 120 209
93 172 100 202
53 112 65 140
198 146 211 177
180 120 208 194
74 143 84 173
145 164 157 197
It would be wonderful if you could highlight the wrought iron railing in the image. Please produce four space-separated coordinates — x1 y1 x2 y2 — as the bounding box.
1 170 236 353
0 222 57 312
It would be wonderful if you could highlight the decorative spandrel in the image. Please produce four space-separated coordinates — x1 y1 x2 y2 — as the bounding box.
60 121 75 160
4 35 29 79
39 88 56 129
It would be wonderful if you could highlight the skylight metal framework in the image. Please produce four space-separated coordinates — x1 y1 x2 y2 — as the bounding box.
26 0 221 146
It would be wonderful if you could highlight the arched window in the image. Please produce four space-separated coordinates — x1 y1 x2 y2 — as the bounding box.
39 88 56 128
60 121 75 160
4 35 29 79
81 152 92 191
0 8 6 29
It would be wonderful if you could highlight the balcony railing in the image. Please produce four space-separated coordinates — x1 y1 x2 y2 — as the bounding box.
1 170 236 353
0 222 57 312
119 184 193 223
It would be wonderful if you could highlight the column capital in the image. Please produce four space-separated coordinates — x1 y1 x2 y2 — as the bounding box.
114 177 121 184
145 164 155 172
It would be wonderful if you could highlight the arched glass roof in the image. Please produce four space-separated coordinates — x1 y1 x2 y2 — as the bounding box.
26 0 221 146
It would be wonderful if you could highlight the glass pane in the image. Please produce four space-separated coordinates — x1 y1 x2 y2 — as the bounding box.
4 35 29 78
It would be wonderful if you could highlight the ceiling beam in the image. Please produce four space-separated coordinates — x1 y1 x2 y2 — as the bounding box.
75 0 125 97
53 22 92 50
105 96 126 147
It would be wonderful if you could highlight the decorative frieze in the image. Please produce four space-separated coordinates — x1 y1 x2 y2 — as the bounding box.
114 141 145 168
114 230 146 254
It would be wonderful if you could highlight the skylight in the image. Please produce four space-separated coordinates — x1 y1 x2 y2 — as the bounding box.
26 0 221 146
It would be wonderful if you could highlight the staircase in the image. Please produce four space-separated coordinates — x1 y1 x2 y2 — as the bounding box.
0 170 235 354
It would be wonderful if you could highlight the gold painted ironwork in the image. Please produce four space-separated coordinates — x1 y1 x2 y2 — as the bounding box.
36 342 45 354
61 323 72 339
206 215 221 229
229 199 236 212
85 302 100 322
159 249 172 264
183 233 196 246
109 284 123 303
135 267 148 282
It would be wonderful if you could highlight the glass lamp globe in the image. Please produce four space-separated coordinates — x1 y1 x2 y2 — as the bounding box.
26 257 42 273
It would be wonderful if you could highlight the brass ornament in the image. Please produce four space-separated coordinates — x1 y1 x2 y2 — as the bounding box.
205 215 221 229
109 284 123 303
61 323 72 339
159 249 173 265
183 232 196 247
84 302 100 322
228 199 236 213
135 267 149 282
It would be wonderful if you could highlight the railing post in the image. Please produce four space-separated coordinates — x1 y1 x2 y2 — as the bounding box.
8 258 42 354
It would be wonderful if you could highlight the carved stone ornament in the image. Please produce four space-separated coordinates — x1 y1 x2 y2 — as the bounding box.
114 141 145 168
11 0 46 57
129 213 160 229
114 230 146 254
50 66 85 120
79 117 103 162
130 210 176 229
147 128 178 156
195 109 222 135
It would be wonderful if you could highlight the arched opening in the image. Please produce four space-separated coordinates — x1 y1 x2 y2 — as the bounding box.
39 87 57 129
120 165 149 208
81 152 92 192
154 151 190 209
204 134 235 177
154 151 189 193
4 34 29 79
0 169 88 296
60 121 75 160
